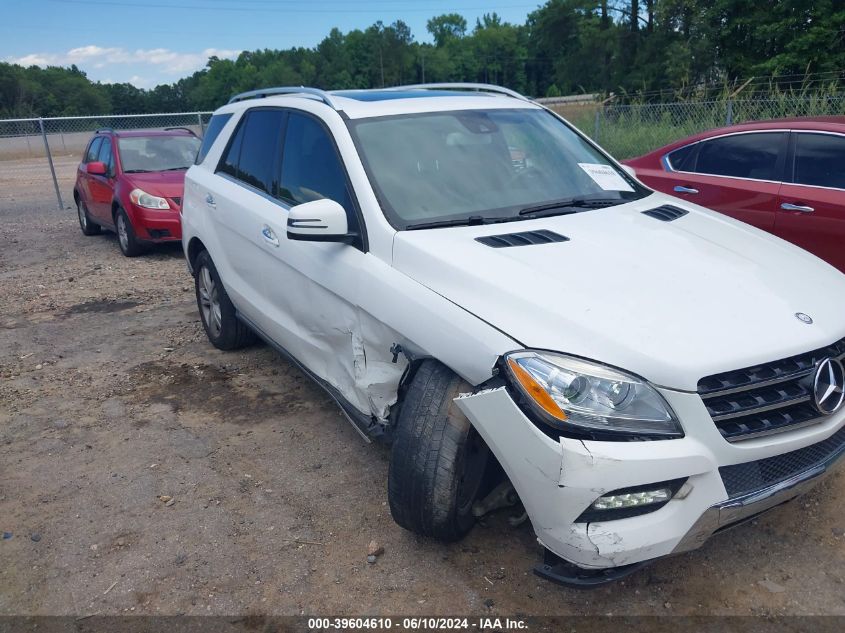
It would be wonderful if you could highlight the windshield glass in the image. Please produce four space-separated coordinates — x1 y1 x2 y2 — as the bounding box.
118 135 201 172
348 108 647 229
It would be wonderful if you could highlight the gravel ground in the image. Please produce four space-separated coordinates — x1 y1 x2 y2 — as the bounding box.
1 156 844 618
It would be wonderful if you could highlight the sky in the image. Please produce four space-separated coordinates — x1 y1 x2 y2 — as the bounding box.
1 0 540 88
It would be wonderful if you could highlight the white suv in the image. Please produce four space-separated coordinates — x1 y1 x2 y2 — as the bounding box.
182 84 845 586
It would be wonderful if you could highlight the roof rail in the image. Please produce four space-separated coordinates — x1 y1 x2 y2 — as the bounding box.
95 127 114 134
164 126 198 136
227 87 338 109
385 83 530 101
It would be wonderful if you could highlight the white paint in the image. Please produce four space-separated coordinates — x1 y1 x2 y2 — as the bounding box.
183 88 845 569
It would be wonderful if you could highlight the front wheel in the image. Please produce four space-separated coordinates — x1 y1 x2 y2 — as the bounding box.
115 207 146 257
194 250 256 350
388 360 491 541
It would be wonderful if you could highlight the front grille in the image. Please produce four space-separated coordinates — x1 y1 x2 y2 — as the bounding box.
720 425 845 498
170 196 182 206
698 337 845 441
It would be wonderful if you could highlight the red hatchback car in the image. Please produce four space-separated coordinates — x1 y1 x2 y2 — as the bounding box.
625 117 845 272
73 128 201 256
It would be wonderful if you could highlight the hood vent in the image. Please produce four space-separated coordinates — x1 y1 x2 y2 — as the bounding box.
476 229 569 248
642 205 689 222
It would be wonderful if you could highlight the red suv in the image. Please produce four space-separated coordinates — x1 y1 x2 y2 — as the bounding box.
73 128 201 256
624 117 845 273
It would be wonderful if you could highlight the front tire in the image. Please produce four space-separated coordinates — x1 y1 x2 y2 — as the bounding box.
77 199 101 236
194 250 256 350
115 207 146 257
388 360 490 541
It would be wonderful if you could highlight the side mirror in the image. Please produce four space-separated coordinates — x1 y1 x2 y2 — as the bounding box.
287 199 355 244
87 161 107 176
620 164 637 178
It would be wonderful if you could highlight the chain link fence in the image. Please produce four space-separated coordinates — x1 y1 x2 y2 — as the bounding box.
0 112 212 213
568 94 845 160
1 96 843 214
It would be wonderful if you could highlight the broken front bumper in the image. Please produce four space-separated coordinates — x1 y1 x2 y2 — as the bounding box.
455 386 845 571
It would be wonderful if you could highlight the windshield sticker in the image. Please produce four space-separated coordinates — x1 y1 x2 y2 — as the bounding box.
577 163 634 192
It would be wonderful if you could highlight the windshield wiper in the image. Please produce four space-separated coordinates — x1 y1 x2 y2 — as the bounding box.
405 215 501 230
518 197 624 217
123 169 152 173
160 166 189 171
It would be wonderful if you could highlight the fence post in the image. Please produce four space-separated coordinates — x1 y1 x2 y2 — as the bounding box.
726 99 733 126
197 112 205 137
593 109 601 142
39 117 64 211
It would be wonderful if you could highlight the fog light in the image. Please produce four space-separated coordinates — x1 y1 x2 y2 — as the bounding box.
574 478 688 523
592 487 672 510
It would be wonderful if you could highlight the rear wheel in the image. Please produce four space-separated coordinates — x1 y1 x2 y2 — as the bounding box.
388 360 490 541
115 207 146 257
76 199 101 236
194 250 256 350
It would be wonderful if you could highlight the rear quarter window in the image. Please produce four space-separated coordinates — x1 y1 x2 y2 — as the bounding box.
666 144 696 171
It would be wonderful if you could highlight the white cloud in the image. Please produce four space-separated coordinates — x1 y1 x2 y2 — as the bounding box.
5 46 241 86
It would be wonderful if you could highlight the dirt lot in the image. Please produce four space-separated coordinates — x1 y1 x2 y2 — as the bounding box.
1 157 844 618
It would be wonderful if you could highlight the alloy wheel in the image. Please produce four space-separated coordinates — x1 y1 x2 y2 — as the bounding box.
117 214 129 251
77 203 87 230
197 265 222 337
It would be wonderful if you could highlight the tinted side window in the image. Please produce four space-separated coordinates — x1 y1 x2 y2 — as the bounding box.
794 133 845 189
97 138 113 175
217 117 246 179
279 113 353 216
196 113 233 164
695 132 785 180
667 144 696 171
236 110 284 195
85 137 103 163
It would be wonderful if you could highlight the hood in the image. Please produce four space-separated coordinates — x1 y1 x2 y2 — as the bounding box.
392 193 845 392
123 170 186 201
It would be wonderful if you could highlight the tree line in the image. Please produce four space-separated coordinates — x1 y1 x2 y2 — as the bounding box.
1 0 842 118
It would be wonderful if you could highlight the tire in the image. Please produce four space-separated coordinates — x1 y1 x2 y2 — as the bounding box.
76 198 101 236
194 250 256 350
115 207 146 257
388 360 490 541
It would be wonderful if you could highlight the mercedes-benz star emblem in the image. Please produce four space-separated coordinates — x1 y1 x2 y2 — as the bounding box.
795 312 813 324
812 358 845 415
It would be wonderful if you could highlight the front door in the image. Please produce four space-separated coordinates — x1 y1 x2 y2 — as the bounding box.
775 132 845 273
88 136 116 223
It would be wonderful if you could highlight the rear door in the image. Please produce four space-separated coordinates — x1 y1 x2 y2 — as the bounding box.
775 131 845 272
206 108 287 331
662 131 787 232
88 136 116 222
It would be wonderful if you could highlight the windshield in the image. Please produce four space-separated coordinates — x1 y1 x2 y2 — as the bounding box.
118 135 201 173
348 108 648 229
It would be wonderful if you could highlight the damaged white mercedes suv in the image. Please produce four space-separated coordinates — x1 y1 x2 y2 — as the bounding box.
182 84 845 586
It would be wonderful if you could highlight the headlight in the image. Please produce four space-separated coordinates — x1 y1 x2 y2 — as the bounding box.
503 350 682 439
129 188 170 210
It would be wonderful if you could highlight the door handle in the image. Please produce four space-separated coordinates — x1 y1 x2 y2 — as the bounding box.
780 202 814 213
205 194 216 208
673 185 699 194
261 225 280 247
